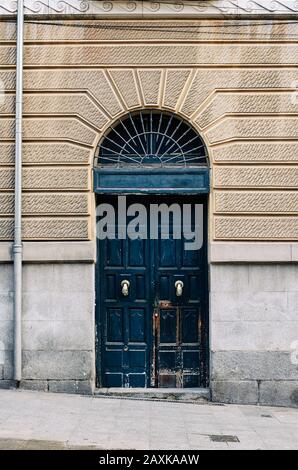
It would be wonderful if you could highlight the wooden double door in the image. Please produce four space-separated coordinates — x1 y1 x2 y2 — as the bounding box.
97 195 208 388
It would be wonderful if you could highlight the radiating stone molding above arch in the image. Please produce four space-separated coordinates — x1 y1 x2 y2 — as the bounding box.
0 16 297 242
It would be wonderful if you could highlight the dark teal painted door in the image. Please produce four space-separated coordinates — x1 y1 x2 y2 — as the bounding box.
97 195 208 388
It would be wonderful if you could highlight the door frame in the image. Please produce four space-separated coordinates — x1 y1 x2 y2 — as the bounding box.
95 189 210 389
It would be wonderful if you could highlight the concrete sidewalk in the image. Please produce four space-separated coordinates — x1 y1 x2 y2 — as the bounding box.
0 389 297 450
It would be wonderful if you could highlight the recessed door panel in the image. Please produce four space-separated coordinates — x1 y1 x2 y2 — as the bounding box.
129 308 146 342
128 239 146 267
135 275 146 301
181 308 200 344
159 309 177 343
106 238 124 267
107 308 123 343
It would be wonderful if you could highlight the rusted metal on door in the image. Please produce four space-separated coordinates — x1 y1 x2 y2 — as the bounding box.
153 301 203 388
151 308 159 387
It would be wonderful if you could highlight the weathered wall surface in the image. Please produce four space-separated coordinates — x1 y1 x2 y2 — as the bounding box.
0 17 297 403
0 19 297 241
210 264 298 407
0 262 95 393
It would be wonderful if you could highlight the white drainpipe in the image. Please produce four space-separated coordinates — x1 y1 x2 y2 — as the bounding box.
13 0 24 383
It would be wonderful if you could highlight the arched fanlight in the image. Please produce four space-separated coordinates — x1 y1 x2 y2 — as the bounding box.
95 110 208 168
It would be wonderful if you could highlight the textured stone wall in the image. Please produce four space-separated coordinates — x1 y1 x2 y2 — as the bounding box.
0 17 297 403
0 263 95 393
210 264 298 406
0 19 297 241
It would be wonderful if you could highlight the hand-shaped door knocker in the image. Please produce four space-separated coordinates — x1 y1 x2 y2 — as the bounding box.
121 279 130 296
175 280 184 297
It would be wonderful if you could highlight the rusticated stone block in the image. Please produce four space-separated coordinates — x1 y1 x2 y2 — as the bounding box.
22 218 90 240
0 218 90 241
210 263 249 293
163 69 191 110
22 241 95 263
259 381 298 407
109 69 141 109
212 142 298 163
212 320 298 351
214 191 298 214
20 380 48 392
211 263 297 294
0 264 13 292
17 67 297 122
0 193 90 216
2 351 13 381
48 380 93 395
182 69 298 117
0 168 14 189
0 380 15 390
248 264 298 292
0 142 91 166
207 117 298 143
22 320 94 351
0 117 97 145
23 263 94 293
212 351 298 381
211 291 289 322
138 69 162 106
0 44 15 65
214 167 298 189
0 224 12 242
22 350 93 380
23 168 90 191
214 216 298 240
196 93 298 129
23 291 94 321
10 20 298 43
211 380 258 405
0 320 13 352
24 69 124 118
21 44 298 67
0 21 15 41
23 94 108 130
210 241 293 262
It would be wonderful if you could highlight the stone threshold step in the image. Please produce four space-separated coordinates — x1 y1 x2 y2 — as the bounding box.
94 387 210 403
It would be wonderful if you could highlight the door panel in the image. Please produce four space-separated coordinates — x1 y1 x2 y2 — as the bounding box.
153 198 206 388
97 195 208 388
99 197 151 387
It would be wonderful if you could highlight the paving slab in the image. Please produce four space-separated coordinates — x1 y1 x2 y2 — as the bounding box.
0 389 297 450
